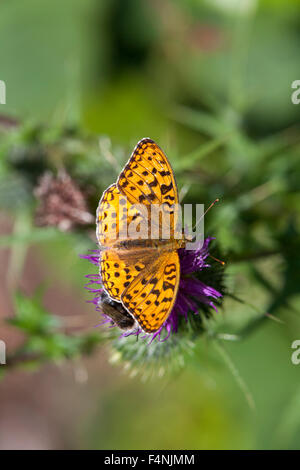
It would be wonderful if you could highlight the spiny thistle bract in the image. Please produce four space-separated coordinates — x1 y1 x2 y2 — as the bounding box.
82 238 225 377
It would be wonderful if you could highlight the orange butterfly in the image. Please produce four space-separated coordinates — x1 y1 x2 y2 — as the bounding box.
96 138 185 333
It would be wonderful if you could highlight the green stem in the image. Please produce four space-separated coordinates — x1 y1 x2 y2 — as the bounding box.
6 211 32 294
213 340 256 412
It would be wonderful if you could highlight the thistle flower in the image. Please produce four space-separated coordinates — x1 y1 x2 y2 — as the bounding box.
34 171 93 231
82 237 223 343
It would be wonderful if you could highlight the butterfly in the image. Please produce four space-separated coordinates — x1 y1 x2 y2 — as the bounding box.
96 138 185 333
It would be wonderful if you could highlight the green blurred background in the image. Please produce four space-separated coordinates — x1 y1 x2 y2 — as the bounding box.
0 0 300 450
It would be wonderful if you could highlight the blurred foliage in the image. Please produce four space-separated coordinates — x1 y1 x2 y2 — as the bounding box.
8 290 101 367
0 0 300 450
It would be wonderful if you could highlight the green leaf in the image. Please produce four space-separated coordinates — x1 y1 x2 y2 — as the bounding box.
10 291 60 335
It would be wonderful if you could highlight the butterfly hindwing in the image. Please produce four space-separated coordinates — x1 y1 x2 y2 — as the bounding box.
100 249 147 301
121 251 180 333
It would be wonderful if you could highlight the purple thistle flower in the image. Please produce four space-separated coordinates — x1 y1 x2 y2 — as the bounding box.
81 237 222 342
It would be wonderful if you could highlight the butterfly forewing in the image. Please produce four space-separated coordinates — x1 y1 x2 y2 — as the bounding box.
100 249 152 301
117 138 179 237
96 184 145 246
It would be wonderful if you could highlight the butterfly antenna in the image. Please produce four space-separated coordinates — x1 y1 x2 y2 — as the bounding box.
192 198 220 233
209 254 225 266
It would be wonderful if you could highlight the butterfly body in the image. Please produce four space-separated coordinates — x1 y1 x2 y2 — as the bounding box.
104 237 185 251
97 138 183 334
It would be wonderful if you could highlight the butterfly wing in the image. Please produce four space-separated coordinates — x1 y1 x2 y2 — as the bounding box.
121 251 180 333
117 138 179 236
100 249 148 301
96 184 125 246
96 183 144 246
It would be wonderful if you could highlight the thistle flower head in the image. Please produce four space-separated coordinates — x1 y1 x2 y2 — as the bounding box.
81 237 224 376
82 237 223 341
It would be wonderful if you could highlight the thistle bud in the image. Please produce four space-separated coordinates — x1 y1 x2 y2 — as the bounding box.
34 171 93 231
